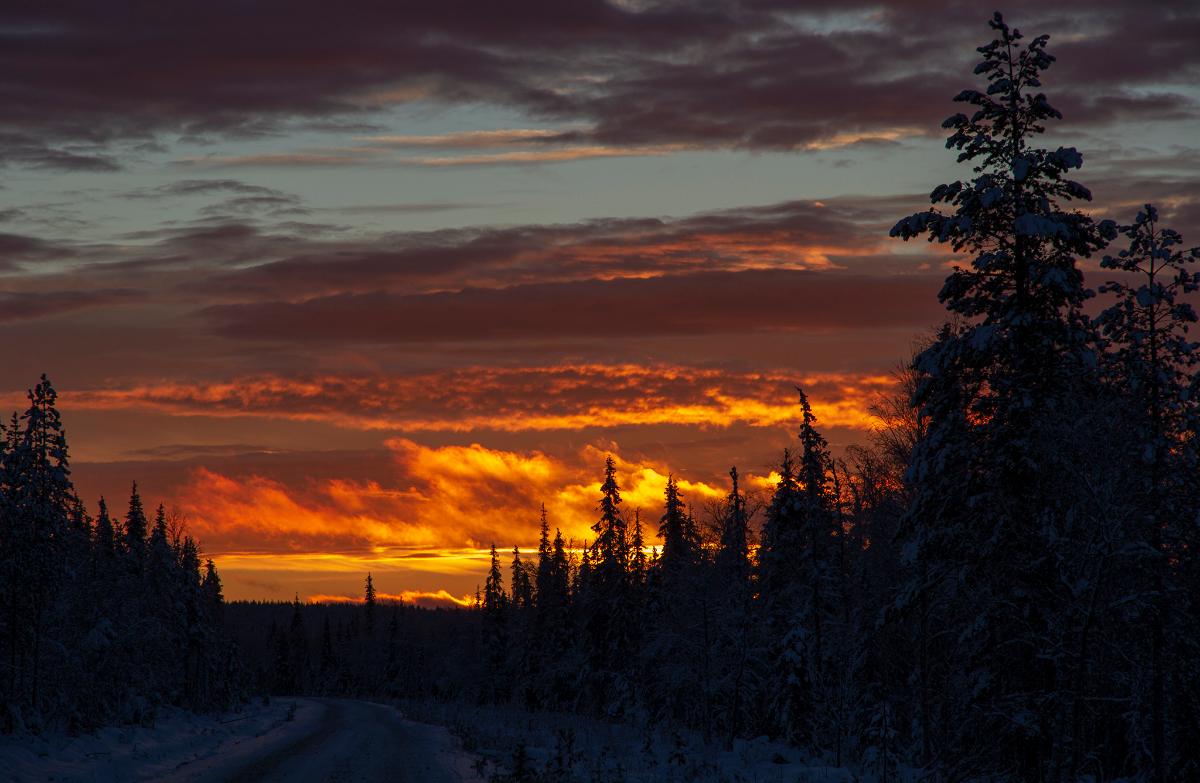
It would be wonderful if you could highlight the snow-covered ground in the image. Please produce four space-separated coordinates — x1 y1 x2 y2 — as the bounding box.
0 698 485 782
399 699 873 782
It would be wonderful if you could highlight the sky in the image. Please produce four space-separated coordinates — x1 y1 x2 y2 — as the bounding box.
2 0 1198 606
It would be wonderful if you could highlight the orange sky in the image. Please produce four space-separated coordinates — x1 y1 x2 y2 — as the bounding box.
30 367 898 605
6 2 1195 604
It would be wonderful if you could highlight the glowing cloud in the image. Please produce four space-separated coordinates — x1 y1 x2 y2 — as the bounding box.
174 439 770 562
51 365 894 434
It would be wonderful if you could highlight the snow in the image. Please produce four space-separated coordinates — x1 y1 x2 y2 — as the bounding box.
0 699 484 783
399 699 903 782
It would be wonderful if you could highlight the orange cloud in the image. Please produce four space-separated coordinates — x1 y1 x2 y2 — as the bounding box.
49 365 894 434
174 439 767 563
307 589 473 609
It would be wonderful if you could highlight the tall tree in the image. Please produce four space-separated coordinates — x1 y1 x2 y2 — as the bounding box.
716 467 750 583
1097 204 1200 778
481 544 508 700
3 376 74 715
891 13 1112 776
510 547 533 610
628 510 647 587
122 482 148 564
364 572 377 634
657 475 698 577
92 496 115 558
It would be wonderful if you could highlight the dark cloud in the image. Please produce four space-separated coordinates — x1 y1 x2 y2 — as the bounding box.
123 443 283 460
0 232 77 271
202 269 943 343
0 132 121 172
0 288 141 322
198 194 309 219
2 1 1195 167
122 179 285 199
327 202 499 214
11 195 911 296
192 197 905 298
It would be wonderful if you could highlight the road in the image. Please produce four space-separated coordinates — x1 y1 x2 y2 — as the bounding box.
167 699 484 783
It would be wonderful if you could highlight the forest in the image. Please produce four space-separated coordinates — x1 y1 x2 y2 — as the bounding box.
2 12 1199 782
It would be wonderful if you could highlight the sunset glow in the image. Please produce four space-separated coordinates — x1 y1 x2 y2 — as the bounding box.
3 0 1196 610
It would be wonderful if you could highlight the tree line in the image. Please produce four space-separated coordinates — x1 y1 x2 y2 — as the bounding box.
0 377 242 732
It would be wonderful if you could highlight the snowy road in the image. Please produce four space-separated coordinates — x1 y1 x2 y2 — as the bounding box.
170 699 484 783
1 698 484 783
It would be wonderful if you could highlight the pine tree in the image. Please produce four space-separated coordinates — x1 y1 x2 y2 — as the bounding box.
583 458 633 682
534 504 553 603
481 544 509 700
629 510 647 588
759 450 800 605
712 465 755 745
1097 205 1200 778
591 456 628 586
122 482 148 564
533 508 572 676
716 467 750 582
510 547 533 610
201 558 224 626
484 544 507 615
890 14 1113 776
364 572 377 635
3 376 75 716
658 475 698 577
148 503 174 573
92 496 115 558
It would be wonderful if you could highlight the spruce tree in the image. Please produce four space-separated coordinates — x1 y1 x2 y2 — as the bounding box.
629 510 647 588
890 13 1112 775
364 572 377 635
93 496 115 558
591 456 627 585
1097 205 1200 778
510 547 533 610
534 504 553 604
122 482 148 564
5 376 74 716
658 475 699 577
716 467 750 582
482 544 508 700
201 559 224 617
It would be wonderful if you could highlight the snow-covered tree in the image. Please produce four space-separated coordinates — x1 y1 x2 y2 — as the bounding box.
1097 205 1200 778
890 13 1115 776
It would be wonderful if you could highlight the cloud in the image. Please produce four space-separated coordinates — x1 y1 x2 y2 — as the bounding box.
8 195 924 300
201 269 942 343
168 440 751 556
307 590 473 609
0 232 77 271
364 129 575 148
0 132 120 172
3 1 1194 168
55 365 895 434
326 202 497 215
122 443 282 460
0 288 140 321
121 179 286 199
